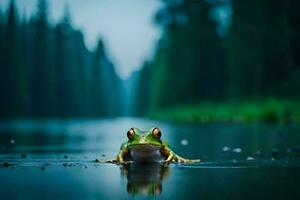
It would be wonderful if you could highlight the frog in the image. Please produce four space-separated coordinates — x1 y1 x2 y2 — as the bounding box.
107 127 200 164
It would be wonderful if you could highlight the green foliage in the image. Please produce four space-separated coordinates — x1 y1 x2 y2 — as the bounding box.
134 0 300 121
149 99 300 123
134 0 229 115
150 0 227 109
226 0 292 98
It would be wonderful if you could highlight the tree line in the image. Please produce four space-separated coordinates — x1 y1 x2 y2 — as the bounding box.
134 0 300 115
0 0 122 118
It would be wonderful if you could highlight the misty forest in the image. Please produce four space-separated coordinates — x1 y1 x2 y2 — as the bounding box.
0 0 300 122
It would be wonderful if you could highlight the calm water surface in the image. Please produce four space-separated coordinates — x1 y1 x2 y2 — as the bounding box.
0 117 300 199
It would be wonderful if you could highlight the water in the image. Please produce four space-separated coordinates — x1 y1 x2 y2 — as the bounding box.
0 117 300 199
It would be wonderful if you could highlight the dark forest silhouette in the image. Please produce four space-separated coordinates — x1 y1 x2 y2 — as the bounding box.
133 0 300 118
0 0 122 118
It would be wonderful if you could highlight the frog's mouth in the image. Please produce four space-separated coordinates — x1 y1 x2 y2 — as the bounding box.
128 144 165 162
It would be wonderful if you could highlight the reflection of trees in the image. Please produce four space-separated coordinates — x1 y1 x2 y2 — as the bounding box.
0 130 74 153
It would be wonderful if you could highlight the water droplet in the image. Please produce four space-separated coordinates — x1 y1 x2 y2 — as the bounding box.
180 139 188 146
222 146 230 152
232 148 242 153
246 156 255 161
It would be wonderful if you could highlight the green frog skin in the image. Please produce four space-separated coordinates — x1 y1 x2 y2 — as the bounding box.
108 127 200 164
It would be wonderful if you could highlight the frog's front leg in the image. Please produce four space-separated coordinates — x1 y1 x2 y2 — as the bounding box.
160 146 200 164
106 146 130 164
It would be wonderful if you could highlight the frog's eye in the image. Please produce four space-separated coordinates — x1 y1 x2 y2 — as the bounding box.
127 128 135 139
152 128 161 139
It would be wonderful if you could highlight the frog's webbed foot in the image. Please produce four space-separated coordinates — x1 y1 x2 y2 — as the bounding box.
106 154 124 164
163 153 200 165
174 155 200 163
117 160 132 165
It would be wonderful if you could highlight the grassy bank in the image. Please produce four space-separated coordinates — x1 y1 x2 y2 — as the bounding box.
149 99 300 123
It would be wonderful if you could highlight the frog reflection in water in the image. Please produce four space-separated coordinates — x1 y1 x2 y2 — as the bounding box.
108 127 200 164
121 163 169 196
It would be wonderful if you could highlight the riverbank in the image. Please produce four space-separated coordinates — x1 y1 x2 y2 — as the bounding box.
149 99 300 123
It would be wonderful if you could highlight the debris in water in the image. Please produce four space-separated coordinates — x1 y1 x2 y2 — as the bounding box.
21 154 27 158
232 148 242 153
41 166 45 170
232 159 237 163
63 163 72 167
64 155 68 159
95 159 100 163
85 166 87 169
180 139 189 146
102 154 106 157
10 139 15 144
222 146 230 152
246 156 255 161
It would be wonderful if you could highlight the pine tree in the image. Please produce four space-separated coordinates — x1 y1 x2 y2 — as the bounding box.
134 61 152 116
0 4 4 118
288 0 300 70
29 0 54 117
90 39 106 116
150 0 227 109
73 31 90 116
0 0 122 118
226 0 292 98
1 0 27 117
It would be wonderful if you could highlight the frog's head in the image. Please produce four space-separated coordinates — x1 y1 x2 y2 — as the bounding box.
126 127 163 147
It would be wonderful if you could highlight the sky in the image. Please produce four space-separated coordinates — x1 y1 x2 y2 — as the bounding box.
0 0 162 79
